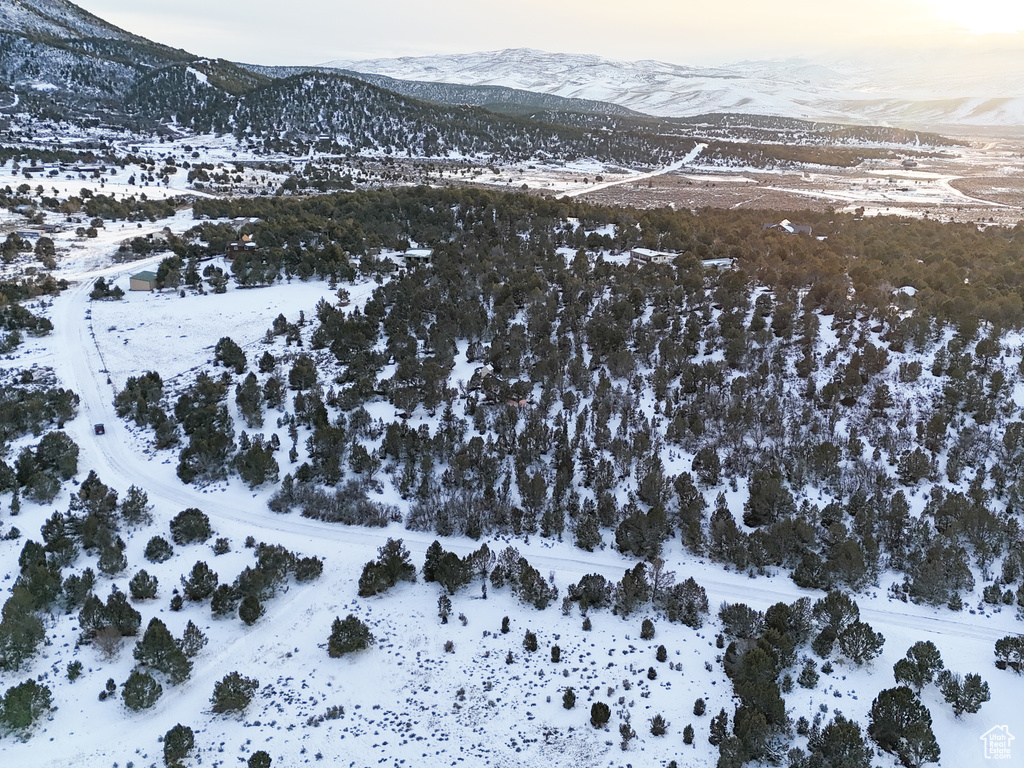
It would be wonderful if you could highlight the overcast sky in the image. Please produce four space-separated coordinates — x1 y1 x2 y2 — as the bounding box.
74 0 1024 66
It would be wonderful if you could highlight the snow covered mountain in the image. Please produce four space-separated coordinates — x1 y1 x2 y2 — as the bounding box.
325 46 1024 132
0 0 138 41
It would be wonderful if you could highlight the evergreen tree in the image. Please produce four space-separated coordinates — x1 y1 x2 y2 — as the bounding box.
163 724 194 765
893 641 944 691
437 594 451 624
179 620 208 658
868 686 940 768
936 671 990 717
211 584 241 618
119 485 152 525
993 634 1024 672
145 536 174 563
134 618 192 684
169 508 212 545
211 671 259 714
590 701 611 728
808 714 872 768
214 336 247 374
129 570 159 601
562 687 575 709
709 708 729 746
239 594 264 626
328 614 373 657
122 669 162 711
837 620 884 665
181 561 219 601
0 679 52 731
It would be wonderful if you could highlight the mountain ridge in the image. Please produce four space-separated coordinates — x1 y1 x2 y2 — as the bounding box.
323 46 1024 131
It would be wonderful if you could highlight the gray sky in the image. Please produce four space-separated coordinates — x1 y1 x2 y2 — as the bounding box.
74 0 1024 66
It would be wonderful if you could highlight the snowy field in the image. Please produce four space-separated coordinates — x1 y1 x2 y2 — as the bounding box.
0 177 1022 768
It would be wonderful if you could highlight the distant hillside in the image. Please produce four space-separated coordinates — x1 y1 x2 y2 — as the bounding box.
127 67 691 164
243 63 640 118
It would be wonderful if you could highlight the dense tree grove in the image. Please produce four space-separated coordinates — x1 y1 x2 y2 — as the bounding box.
96 186 1024 633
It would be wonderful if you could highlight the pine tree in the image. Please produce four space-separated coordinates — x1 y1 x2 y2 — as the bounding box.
937 671 990 717
708 708 729 746
129 570 159 601
868 686 940 767
119 485 152 525
809 714 872 768
590 701 611 728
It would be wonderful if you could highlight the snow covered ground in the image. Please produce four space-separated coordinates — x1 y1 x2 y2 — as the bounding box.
0 206 1020 768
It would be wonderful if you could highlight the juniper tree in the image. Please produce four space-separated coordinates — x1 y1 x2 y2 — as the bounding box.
214 336 247 374
936 670 990 717
837 620 884 665
650 714 668 736
524 630 538 652
211 671 259 714
169 508 211 545
181 561 219 601
0 679 52 731
893 641 944 691
436 594 451 624
239 594 264 626
145 536 174 563
129 570 158 601
868 686 940 768
122 669 162 711
328 614 373 657
211 584 240 617
134 618 192 684
590 701 611 728
163 724 194 765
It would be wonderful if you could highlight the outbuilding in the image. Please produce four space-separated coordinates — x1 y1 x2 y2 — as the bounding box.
130 270 157 291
